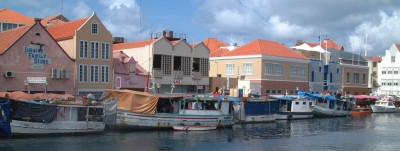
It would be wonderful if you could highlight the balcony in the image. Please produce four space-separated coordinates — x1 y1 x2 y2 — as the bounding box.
153 69 164 78
192 72 202 80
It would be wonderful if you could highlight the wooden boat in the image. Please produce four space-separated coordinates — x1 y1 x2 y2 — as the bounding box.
173 124 217 131
101 89 235 130
350 95 377 115
9 100 105 135
313 94 353 117
371 97 400 113
231 97 279 123
269 92 315 120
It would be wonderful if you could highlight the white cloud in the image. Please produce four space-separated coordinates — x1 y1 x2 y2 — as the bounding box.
349 11 400 56
100 0 135 10
266 16 314 39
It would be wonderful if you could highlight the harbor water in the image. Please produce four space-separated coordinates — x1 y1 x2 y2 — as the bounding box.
2 113 400 151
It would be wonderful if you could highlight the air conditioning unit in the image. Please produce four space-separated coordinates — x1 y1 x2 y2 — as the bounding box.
4 71 15 78
51 68 60 79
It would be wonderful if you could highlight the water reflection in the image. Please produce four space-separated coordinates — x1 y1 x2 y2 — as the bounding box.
3 114 400 151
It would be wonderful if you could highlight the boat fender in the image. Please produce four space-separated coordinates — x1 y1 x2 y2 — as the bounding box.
0 107 7 122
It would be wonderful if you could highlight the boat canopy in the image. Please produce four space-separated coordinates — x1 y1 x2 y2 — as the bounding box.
101 89 159 114
268 95 294 101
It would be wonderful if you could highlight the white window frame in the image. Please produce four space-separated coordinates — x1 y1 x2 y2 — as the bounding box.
225 64 235 76
79 40 88 58
101 42 110 60
101 65 110 83
91 21 98 35
91 41 99 59
242 63 253 75
265 63 283 76
90 65 99 83
290 65 306 77
79 64 88 83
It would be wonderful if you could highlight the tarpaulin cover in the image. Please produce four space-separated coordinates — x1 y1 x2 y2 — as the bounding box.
101 89 159 114
0 91 74 101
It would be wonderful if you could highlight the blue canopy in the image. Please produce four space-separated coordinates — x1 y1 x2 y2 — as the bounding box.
269 95 294 101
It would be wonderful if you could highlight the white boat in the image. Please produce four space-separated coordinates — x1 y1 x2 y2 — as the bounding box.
173 124 217 131
313 94 353 117
371 97 400 113
270 92 315 120
101 89 235 130
232 97 279 123
10 100 105 135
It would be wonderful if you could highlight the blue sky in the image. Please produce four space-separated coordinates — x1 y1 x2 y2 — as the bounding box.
3 0 400 56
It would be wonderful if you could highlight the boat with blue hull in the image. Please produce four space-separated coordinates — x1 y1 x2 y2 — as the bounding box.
270 92 316 120
232 97 279 123
0 97 12 138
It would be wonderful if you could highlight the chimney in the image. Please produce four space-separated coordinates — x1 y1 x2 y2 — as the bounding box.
34 18 42 24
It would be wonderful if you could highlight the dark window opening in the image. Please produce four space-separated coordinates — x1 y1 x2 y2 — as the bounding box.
153 54 162 69
192 58 200 72
174 56 182 70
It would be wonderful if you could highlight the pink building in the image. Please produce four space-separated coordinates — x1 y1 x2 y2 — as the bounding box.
113 51 148 91
0 19 75 94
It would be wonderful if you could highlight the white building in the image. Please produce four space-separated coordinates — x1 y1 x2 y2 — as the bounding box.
378 43 400 96
113 31 210 94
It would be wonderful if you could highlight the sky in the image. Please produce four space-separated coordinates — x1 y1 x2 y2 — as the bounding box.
3 0 400 57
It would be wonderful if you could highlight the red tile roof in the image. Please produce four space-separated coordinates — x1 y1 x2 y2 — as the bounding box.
46 17 88 41
210 48 230 57
202 38 229 53
0 25 31 54
367 56 382 62
41 14 69 26
0 8 34 24
297 39 344 51
113 39 155 50
222 39 308 60
396 44 400 51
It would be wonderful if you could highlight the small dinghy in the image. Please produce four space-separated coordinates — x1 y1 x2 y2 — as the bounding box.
173 124 217 131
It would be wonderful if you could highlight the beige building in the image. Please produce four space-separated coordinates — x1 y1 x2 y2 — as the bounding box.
206 38 309 97
47 12 113 97
114 31 210 94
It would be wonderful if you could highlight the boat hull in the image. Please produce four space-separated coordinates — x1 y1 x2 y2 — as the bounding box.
112 110 234 129
235 114 276 123
313 106 351 117
276 111 313 120
173 125 217 131
351 108 372 115
371 105 399 113
11 120 105 135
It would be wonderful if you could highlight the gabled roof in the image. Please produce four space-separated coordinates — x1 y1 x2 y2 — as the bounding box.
0 8 34 24
0 25 32 54
220 39 308 60
113 39 155 50
296 39 344 51
396 44 400 51
46 17 88 41
41 14 69 26
209 48 229 57
367 56 382 62
202 38 229 53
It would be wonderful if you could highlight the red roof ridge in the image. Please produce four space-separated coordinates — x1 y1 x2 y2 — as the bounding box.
113 39 156 50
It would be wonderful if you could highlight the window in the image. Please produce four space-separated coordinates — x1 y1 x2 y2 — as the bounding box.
200 58 209 76
290 66 306 77
295 102 299 105
395 71 399 74
90 65 99 83
242 63 253 75
337 68 339 73
153 54 162 69
266 90 270 94
265 63 283 76
363 73 366 84
388 71 392 74
91 42 99 59
303 102 306 105
226 64 235 75
330 73 333 83
346 72 350 83
91 21 98 35
79 64 88 82
174 56 182 70
382 71 386 74
2 23 19 31
353 73 359 84
101 42 110 59
391 56 395 62
311 71 315 82
192 58 200 72
319 66 322 72
101 65 109 83
79 40 88 58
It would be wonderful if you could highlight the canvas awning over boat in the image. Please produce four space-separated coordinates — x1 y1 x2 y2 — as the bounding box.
100 89 159 114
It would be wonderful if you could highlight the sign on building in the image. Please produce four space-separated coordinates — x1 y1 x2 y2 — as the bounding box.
27 77 47 83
